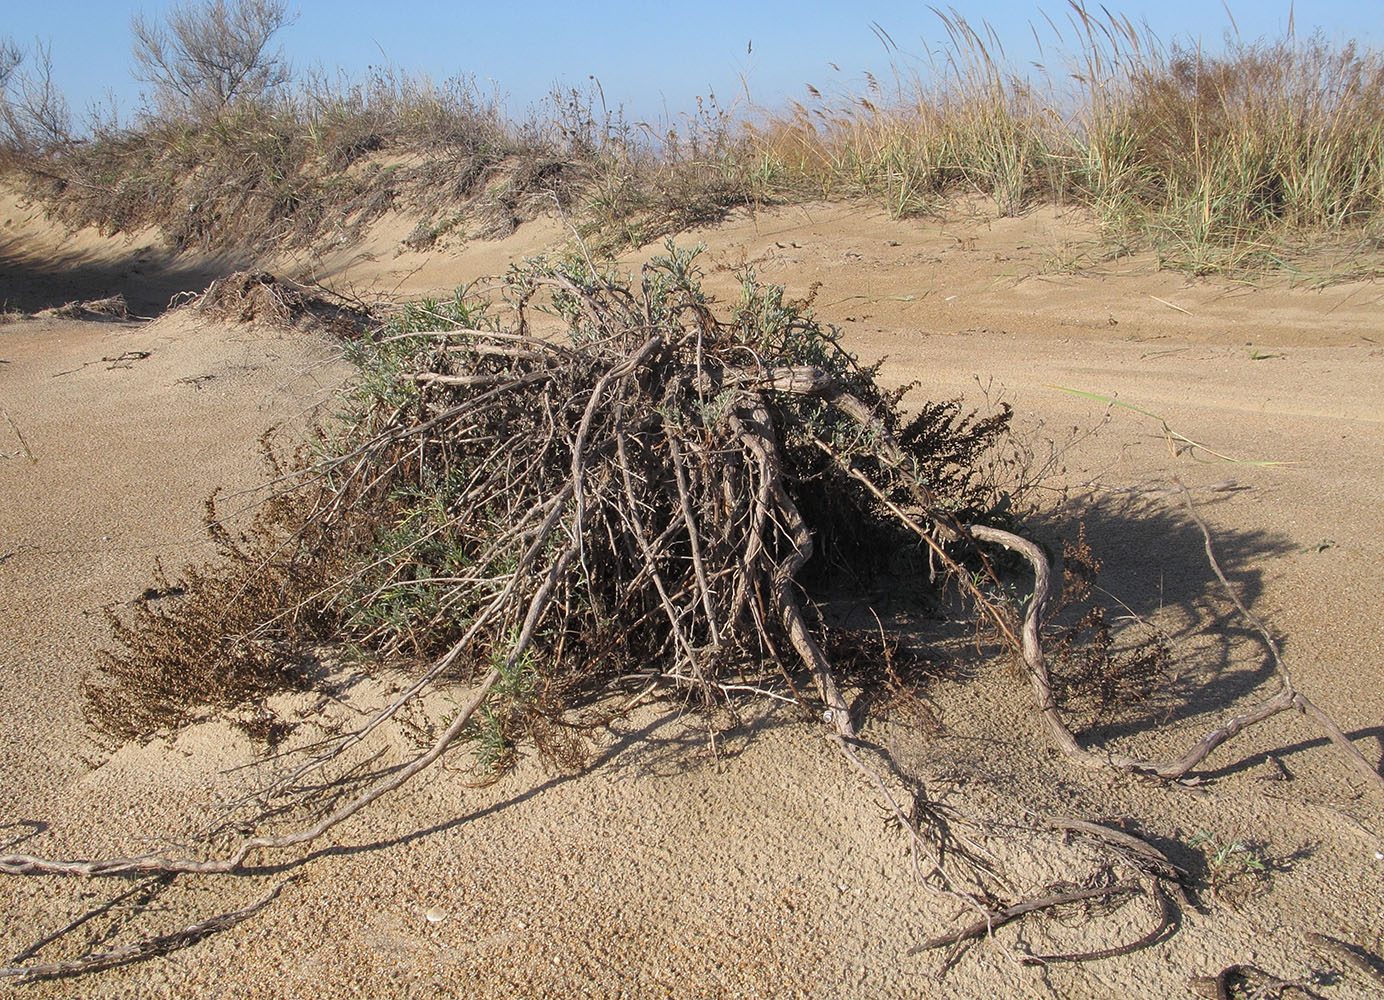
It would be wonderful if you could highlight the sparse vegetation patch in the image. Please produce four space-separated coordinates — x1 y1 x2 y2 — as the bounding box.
5 6 1381 274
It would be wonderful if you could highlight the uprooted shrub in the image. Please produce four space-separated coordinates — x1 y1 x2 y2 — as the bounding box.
14 242 1379 987
84 244 1023 756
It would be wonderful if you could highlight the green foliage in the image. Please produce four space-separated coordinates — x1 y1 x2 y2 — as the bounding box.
1189 831 1273 907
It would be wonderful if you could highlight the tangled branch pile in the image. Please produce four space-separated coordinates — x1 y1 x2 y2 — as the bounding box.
316 244 1015 755
64 241 1025 802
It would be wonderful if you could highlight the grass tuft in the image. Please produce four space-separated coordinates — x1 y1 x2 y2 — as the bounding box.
3 11 1381 275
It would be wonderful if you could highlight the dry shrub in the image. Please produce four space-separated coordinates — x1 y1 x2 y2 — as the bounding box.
1047 529 1172 733
330 258 950 762
87 247 1024 764
37 293 130 321
84 475 363 745
1051 606 1171 728
900 399 1016 522
326 247 1032 765
195 270 307 324
401 219 439 251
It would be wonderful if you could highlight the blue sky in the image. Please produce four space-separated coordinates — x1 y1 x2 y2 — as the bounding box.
5 2 1381 127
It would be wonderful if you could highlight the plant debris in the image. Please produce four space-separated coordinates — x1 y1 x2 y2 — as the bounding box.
83 244 1020 755
37 293 131 321
188 269 376 335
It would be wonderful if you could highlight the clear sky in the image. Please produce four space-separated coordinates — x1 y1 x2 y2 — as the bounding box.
5 1 1381 128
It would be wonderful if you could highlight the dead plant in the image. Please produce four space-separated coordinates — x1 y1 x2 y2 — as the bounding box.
3 245 1379 986
189 269 375 334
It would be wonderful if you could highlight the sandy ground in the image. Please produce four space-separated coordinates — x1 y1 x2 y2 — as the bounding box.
2 189 1382 998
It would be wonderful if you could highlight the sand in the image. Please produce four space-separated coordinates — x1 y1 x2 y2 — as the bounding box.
2 188 1382 998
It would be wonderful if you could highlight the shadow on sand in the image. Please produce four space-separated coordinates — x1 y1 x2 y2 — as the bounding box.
0 234 242 316
1042 485 1295 735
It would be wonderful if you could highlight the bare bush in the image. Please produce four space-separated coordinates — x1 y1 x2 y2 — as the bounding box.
83 249 1017 754
131 0 295 119
0 38 20 90
0 38 72 155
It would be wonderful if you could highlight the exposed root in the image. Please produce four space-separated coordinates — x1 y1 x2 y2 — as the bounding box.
0 879 290 983
1305 932 1384 992
970 494 1383 807
1189 964 1320 1000
907 881 1143 955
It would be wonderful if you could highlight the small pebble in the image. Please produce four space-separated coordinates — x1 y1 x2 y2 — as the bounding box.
425 906 447 923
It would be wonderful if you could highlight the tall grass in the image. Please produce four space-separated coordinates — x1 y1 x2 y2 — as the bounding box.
750 6 1384 272
750 16 1051 217
5 6 1382 273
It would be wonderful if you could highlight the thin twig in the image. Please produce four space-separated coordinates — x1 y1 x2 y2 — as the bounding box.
0 879 291 982
907 881 1141 954
831 734 967 897
1021 876 1174 964
3 410 35 464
